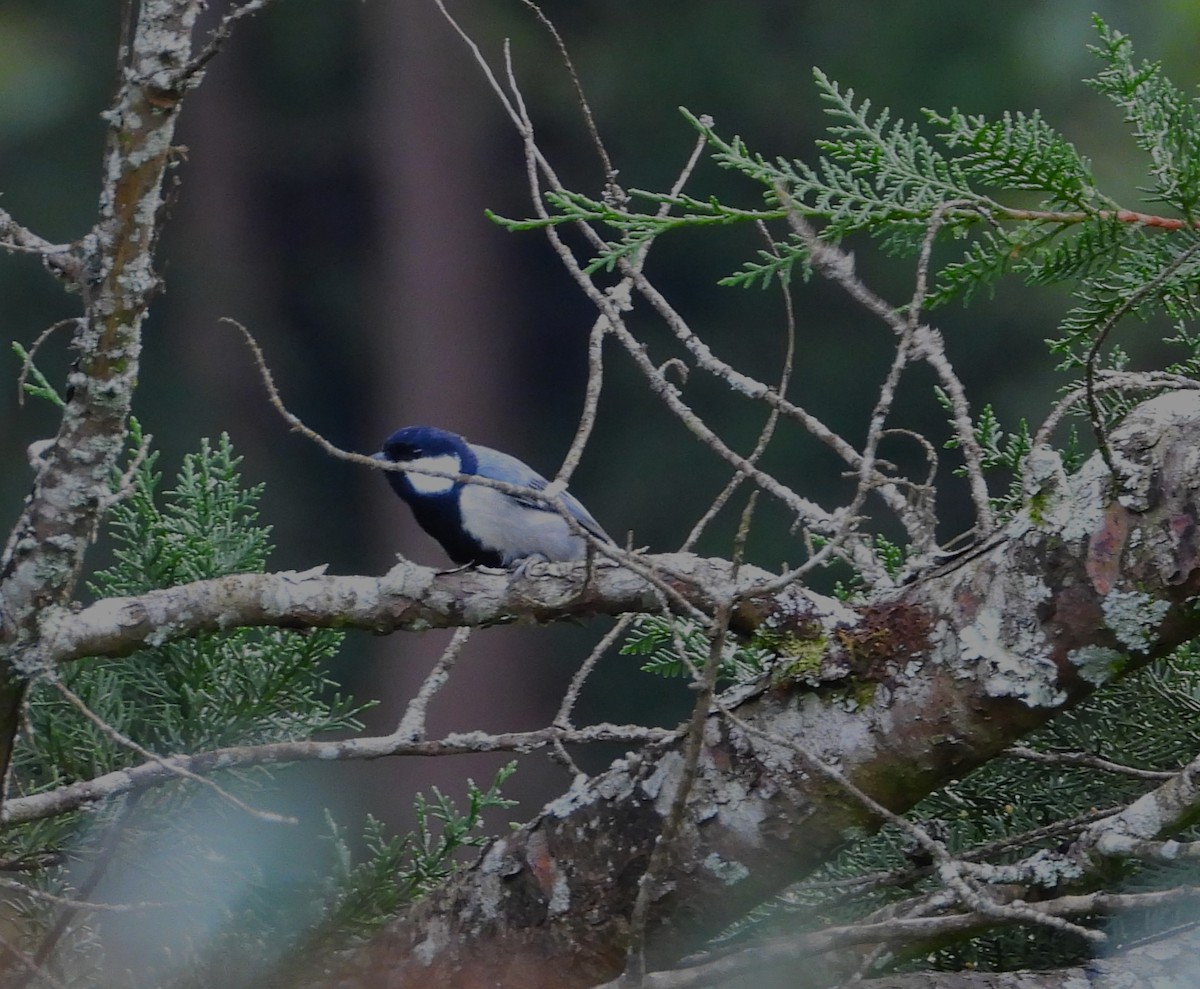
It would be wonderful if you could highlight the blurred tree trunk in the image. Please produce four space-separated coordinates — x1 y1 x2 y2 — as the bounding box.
360 0 545 813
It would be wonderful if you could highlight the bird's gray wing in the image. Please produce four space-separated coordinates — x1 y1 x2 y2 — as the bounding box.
473 445 613 544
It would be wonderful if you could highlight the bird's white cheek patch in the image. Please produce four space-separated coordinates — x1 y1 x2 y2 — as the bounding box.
407 454 460 495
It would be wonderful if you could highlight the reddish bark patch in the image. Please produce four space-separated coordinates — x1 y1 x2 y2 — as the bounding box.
1086 502 1130 595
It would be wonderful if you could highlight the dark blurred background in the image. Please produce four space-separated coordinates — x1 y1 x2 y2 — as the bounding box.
1 0 1197 847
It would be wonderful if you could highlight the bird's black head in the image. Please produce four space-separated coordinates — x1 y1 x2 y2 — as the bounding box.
375 425 490 565
378 425 468 465
374 426 479 507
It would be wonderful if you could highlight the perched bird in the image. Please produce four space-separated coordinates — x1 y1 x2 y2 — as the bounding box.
374 425 613 568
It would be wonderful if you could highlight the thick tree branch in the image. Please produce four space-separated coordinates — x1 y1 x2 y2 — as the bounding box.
320 390 1200 988
1072 748 1200 864
33 555 845 665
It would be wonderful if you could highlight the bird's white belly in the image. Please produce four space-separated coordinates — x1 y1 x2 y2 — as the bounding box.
459 484 586 565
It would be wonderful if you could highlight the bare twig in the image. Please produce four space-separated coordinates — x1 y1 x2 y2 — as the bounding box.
593 886 1200 989
782 805 1118 905
0 928 69 989
488 45 885 583
181 0 277 87
680 223 795 552
518 0 621 202
15 319 80 406
714 701 1103 951
0 208 76 266
553 131 709 492
1006 745 1176 781
394 627 474 740
0 876 161 915
1082 238 1200 473
775 191 995 536
554 614 638 729
2 721 679 827
48 678 296 825
18 793 145 989
1032 370 1198 453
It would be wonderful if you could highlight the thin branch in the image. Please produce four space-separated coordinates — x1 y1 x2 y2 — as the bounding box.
0 207 79 279
180 0 277 87
14 319 80 407
714 699 1102 950
0 928 69 989
554 614 638 729
594 886 1200 989
1075 749 1200 861
1082 238 1200 473
394 627 473 740
19 792 144 989
490 44 885 582
0 875 163 915
680 221 796 551
1031 370 1198 453
553 130 709 491
780 805 1118 916
518 0 621 201
47 678 296 825
908 201 976 332
775 190 995 535
2 722 679 826
1006 745 1176 781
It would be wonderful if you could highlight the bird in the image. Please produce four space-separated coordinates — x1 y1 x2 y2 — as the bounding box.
373 425 613 568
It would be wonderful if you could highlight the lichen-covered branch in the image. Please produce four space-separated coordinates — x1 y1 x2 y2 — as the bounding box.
1 722 677 827
1072 749 1200 864
0 0 211 797
322 390 1200 989
32 555 837 665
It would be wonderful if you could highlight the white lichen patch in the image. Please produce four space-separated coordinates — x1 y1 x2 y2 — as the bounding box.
705 777 769 844
1067 645 1125 686
959 609 1065 708
1101 589 1170 652
702 852 750 885
1023 848 1084 887
545 773 604 819
1023 444 1066 493
548 871 571 915
145 625 173 648
1042 454 1108 543
379 559 435 598
412 916 449 966
473 842 521 923
641 751 684 815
